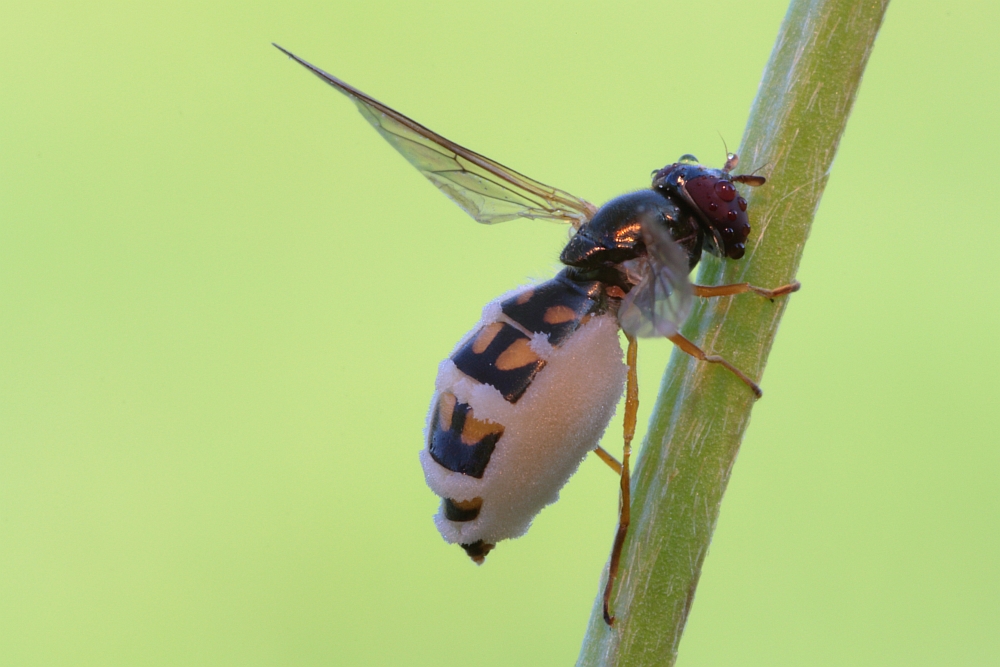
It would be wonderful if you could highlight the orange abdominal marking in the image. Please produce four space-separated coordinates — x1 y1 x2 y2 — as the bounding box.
450 497 483 511
437 392 457 428
495 338 541 371
543 305 577 324
461 411 504 445
444 497 484 522
452 322 545 404
472 322 504 354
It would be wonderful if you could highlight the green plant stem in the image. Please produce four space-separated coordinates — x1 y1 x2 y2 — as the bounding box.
577 1 890 665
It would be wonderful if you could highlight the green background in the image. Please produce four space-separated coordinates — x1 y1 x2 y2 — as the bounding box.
2 1 997 664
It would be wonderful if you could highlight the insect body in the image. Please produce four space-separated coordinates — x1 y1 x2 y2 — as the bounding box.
275 45 798 624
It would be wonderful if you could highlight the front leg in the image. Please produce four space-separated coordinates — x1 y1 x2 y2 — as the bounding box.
693 280 800 299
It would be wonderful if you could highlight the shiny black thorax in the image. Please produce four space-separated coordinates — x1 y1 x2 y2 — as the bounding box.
560 189 704 288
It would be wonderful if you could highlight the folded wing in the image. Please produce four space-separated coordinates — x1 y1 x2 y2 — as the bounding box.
617 216 693 338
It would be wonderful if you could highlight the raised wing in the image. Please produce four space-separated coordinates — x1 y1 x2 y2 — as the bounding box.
274 44 596 227
617 216 693 338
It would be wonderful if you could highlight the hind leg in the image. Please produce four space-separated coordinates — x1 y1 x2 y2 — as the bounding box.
603 333 639 626
667 332 762 398
592 446 622 474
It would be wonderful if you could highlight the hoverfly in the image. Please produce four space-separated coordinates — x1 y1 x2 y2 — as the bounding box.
274 44 798 625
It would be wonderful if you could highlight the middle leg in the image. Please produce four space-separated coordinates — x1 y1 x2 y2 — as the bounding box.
667 332 762 398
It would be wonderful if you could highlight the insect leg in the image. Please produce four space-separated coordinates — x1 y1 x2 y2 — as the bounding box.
603 333 639 626
667 332 763 398
592 446 623 475
692 280 800 299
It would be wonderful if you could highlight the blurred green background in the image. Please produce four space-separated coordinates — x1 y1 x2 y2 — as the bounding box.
1 0 997 664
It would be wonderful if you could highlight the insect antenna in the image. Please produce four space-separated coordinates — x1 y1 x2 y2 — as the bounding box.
719 134 740 173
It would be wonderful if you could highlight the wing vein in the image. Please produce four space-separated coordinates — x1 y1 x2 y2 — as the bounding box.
274 44 596 227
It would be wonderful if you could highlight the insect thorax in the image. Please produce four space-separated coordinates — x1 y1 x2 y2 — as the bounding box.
560 190 704 278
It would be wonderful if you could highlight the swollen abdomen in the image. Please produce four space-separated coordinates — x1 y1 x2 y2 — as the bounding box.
421 276 626 561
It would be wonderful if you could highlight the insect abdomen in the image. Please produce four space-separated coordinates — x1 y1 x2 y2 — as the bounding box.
421 277 626 562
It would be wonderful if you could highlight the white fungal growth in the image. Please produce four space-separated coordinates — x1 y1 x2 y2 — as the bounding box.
421 297 626 549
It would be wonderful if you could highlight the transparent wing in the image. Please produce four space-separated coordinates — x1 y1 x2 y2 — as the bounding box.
618 216 693 338
274 44 597 227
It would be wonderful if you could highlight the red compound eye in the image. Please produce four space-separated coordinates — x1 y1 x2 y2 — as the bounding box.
680 173 752 261
715 180 736 202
